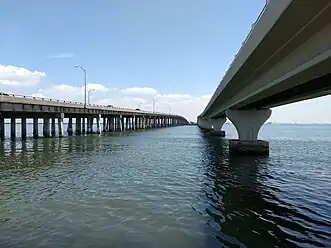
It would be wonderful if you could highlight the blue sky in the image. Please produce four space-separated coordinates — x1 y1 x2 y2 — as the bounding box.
0 0 330 122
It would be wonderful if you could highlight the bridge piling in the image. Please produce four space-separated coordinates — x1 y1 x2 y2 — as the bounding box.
10 118 16 141
0 116 4 141
33 118 38 139
58 116 64 137
21 117 27 140
82 118 86 134
67 118 73 136
226 109 271 156
43 117 50 138
76 117 81 135
51 118 56 137
96 115 101 134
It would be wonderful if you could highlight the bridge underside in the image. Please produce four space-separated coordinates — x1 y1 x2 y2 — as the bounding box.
242 72 331 109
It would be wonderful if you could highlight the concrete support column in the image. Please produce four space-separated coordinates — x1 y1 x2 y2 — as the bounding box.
125 117 128 130
133 116 137 130
21 117 27 140
225 108 271 156
108 117 113 131
210 117 226 137
103 117 107 132
11 117 16 141
88 117 94 133
121 115 124 132
51 118 56 137
43 117 50 138
67 118 73 136
58 114 64 137
198 118 212 131
0 116 4 141
33 117 38 139
76 117 82 135
96 114 101 134
82 118 86 134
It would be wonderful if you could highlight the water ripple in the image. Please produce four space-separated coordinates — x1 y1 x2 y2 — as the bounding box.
0 126 331 247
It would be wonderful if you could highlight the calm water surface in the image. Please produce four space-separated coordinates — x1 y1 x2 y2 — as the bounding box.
0 124 330 247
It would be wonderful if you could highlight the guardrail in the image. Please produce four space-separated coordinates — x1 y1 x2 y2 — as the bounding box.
0 93 175 116
223 1 269 79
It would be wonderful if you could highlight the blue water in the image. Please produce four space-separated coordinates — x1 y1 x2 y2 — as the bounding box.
0 124 330 247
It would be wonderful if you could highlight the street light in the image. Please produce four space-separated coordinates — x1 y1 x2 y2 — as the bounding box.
74 65 87 108
88 89 95 104
138 102 142 109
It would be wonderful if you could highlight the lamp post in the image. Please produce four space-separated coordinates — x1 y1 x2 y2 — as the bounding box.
138 102 142 109
75 65 87 108
88 89 95 105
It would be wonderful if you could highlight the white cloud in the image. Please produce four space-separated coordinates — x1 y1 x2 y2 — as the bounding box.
95 93 210 121
0 65 46 87
48 53 75 59
87 83 109 92
35 83 113 101
121 87 158 95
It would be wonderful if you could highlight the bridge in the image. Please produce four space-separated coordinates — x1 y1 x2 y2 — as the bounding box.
0 93 188 141
198 0 331 155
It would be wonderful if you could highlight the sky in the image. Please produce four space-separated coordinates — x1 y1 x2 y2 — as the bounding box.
0 0 330 123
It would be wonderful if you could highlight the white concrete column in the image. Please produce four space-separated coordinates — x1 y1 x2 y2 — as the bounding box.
226 109 271 141
67 118 73 136
21 117 27 140
76 117 82 135
108 117 113 131
119 115 123 132
43 117 50 138
89 117 94 133
33 117 38 139
11 117 16 141
51 117 56 137
96 114 101 134
58 114 64 137
103 117 107 132
210 117 226 131
82 118 86 133
0 116 4 141
198 118 212 130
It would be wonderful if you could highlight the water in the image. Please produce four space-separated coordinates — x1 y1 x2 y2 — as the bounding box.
0 124 330 247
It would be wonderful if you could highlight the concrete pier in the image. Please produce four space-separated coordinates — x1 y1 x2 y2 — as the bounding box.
0 116 4 141
51 118 56 137
21 117 27 140
76 117 82 135
82 118 86 134
226 109 271 156
58 115 64 137
96 115 101 134
11 117 16 141
67 118 73 136
103 117 107 132
33 118 38 139
43 117 50 138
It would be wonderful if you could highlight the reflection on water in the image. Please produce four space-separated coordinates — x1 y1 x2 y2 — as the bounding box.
0 125 331 247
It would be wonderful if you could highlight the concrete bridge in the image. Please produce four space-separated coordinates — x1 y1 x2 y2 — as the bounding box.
0 93 188 141
198 0 331 155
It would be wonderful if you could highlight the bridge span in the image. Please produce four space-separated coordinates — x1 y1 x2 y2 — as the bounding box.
198 0 331 155
0 93 188 141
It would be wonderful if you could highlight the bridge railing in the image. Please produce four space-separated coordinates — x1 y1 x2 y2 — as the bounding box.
0 93 177 116
223 0 269 78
